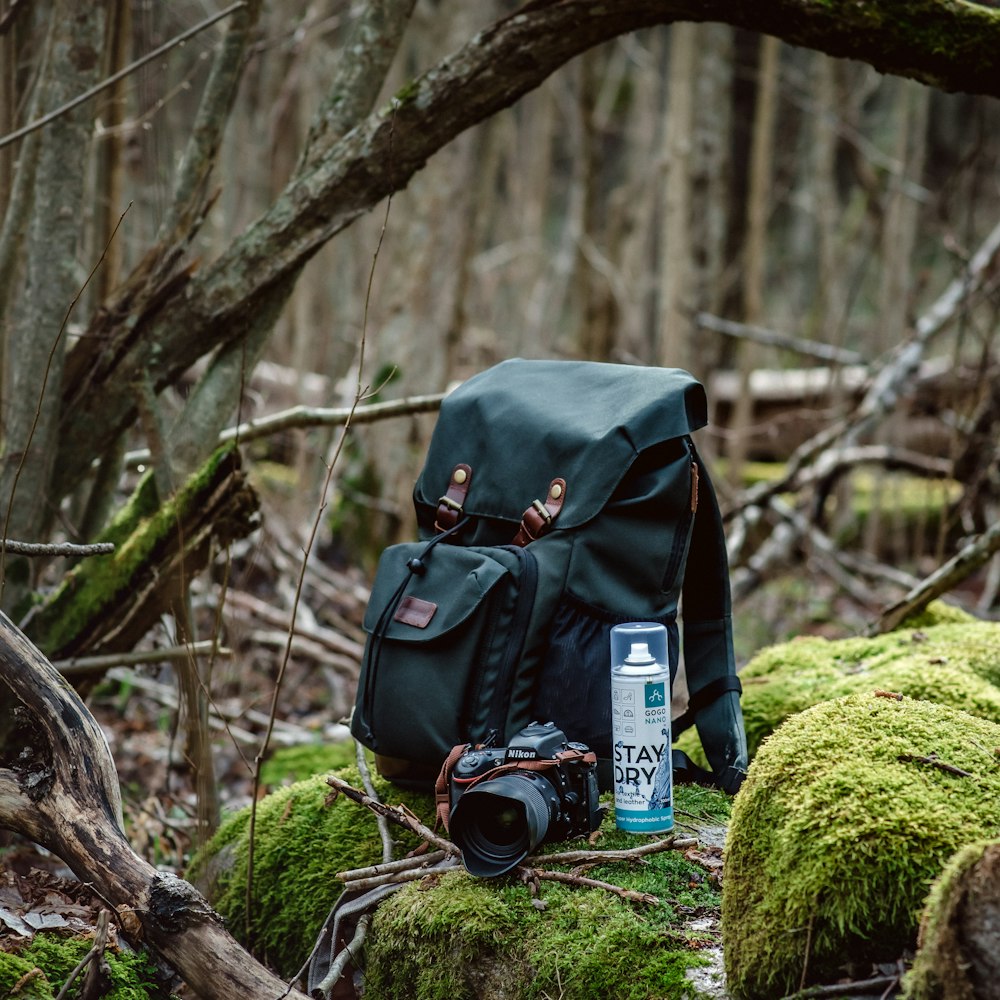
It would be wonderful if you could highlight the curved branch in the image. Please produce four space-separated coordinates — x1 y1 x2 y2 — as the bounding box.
53 0 1000 501
0 611 307 1000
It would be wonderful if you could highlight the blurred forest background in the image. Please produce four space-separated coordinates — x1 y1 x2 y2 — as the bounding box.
1 0 999 860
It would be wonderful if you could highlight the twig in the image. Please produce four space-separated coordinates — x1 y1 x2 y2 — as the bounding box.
527 836 695 866
313 912 371 999
246 102 401 945
54 909 110 1000
54 640 230 676
897 752 973 778
0 540 114 557
123 393 447 469
357 740 393 864
325 774 459 857
0 3 247 151
521 867 659 905
338 851 449 883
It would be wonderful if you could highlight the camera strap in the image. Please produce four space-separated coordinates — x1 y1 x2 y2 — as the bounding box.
434 744 597 834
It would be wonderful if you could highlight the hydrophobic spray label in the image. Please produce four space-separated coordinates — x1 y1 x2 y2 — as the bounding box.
611 670 673 833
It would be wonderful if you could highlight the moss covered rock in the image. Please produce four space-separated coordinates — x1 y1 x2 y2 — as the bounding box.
189 757 734 998
678 609 1000 764
187 761 427 977
722 693 1000 998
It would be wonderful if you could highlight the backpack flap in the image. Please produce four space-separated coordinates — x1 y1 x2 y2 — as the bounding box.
413 359 708 543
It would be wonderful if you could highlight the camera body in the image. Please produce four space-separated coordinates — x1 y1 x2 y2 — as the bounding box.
448 721 605 877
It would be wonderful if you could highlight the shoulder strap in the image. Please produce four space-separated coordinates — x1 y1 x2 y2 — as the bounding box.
672 443 748 794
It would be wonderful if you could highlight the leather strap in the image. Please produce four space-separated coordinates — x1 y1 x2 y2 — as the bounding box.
434 464 472 534
511 478 567 547
671 675 744 738
435 743 596 833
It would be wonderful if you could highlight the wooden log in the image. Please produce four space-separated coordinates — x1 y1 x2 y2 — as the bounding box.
25 444 259 665
908 840 1000 1000
0 611 307 1000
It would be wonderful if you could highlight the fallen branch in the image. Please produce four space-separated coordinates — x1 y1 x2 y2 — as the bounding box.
696 312 866 366
0 611 308 1000
0 540 114 557
867 520 1000 635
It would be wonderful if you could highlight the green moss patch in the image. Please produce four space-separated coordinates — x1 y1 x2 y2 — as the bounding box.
678 612 1000 765
259 739 357 788
722 693 1000 998
0 932 162 1000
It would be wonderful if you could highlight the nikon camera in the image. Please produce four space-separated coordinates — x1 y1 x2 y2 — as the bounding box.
448 721 605 877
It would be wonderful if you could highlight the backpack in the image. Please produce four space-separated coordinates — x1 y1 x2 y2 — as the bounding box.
350 359 748 794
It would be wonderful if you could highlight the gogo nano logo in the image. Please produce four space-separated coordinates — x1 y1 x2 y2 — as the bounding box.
644 682 666 709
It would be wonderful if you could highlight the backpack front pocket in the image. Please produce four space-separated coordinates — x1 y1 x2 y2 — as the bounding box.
351 542 538 771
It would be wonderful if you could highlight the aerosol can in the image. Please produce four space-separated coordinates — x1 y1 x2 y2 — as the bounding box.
610 622 673 833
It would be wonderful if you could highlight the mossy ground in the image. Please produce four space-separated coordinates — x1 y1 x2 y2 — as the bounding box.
190 747 732 998
722 693 1000 999
0 932 163 1000
678 607 1000 765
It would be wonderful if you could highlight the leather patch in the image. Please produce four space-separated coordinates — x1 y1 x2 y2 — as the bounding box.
394 595 437 629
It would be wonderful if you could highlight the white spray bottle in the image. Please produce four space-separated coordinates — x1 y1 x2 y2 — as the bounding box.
610 622 673 833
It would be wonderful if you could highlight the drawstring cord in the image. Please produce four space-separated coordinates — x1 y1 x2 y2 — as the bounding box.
360 517 470 744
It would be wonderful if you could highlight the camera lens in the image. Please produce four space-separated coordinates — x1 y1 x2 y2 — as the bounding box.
449 773 560 877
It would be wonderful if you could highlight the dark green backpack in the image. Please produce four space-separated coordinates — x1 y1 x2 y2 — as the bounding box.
351 359 747 794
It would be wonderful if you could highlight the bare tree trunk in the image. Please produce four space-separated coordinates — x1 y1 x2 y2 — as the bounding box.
0 0 105 603
658 23 697 371
727 34 780 486
863 78 931 556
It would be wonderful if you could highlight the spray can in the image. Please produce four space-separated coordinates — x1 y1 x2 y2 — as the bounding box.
610 622 673 834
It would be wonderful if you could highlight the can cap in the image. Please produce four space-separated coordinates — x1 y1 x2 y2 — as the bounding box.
624 642 655 666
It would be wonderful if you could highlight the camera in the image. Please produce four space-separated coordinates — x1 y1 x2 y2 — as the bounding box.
447 721 606 877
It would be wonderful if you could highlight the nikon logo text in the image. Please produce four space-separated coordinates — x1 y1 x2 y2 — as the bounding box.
506 748 537 760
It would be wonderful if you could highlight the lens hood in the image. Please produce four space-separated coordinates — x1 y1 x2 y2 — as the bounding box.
449 772 560 877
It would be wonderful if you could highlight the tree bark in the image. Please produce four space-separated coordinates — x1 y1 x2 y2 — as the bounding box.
0 612 308 1000
909 841 1000 1000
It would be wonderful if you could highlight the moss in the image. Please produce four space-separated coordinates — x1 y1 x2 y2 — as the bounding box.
28 444 251 657
186 764 428 977
0 932 162 1000
259 739 357 788
722 693 1000 999
190 752 731 997
366 786 729 1000
678 617 1000 764
900 601 976 629
0 951 52 1000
